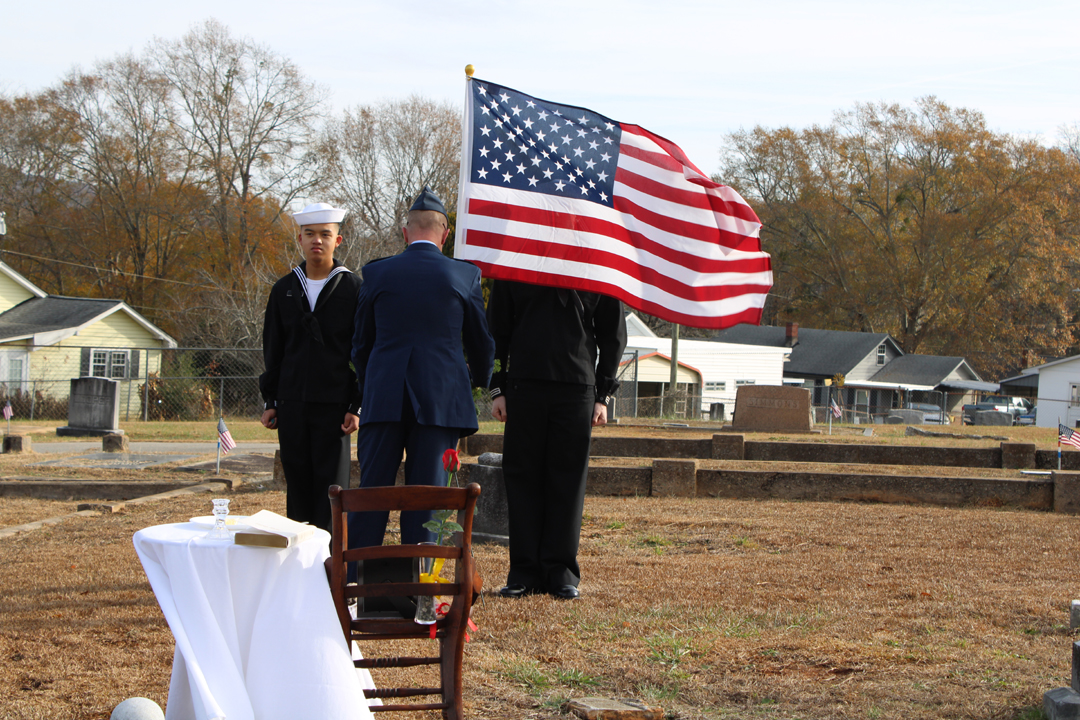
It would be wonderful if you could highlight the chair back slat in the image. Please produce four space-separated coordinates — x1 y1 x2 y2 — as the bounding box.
329 484 477 513
349 582 462 599
343 544 460 563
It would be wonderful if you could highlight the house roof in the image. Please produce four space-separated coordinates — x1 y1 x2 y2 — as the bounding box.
1020 354 1080 374
868 354 977 386
620 351 702 384
0 261 47 299
711 325 895 377
0 296 177 347
624 311 656 338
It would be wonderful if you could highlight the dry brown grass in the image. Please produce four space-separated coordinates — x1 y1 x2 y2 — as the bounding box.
1 483 1075 720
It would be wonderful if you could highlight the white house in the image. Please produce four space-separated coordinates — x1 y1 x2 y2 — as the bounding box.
622 312 791 415
1012 356 1080 429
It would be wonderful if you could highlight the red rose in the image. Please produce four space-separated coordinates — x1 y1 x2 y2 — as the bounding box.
442 448 460 473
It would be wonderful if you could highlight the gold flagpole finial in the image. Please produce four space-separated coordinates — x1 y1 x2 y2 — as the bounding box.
465 64 475 78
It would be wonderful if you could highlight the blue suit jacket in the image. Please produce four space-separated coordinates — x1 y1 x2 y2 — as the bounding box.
352 242 495 434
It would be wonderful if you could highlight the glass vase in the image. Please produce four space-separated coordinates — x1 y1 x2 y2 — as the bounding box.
414 543 438 625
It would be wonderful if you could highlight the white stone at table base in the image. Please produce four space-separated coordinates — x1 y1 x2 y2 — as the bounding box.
111 697 165 720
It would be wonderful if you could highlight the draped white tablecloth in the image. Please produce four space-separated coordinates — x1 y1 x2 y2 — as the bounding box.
134 522 374 720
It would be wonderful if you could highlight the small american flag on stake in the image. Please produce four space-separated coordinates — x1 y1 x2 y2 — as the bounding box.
830 398 842 419
218 418 236 455
1060 424 1080 449
2 402 11 421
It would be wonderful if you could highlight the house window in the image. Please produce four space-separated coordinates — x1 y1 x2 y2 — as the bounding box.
705 381 726 392
1071 384 1080 407
877 343 886 365
735 379 756 387
91 350 108 377
91 349 130 379
109 351 128 379
8 358 22 386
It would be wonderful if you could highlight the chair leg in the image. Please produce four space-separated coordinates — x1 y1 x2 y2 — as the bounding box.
440 618 466 720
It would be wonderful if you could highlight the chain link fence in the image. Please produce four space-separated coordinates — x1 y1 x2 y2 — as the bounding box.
0 346 265 422
0 344 994 427
0 345 506 424
607 366 984 426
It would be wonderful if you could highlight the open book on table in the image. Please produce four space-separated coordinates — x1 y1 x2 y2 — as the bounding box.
234 510 315 548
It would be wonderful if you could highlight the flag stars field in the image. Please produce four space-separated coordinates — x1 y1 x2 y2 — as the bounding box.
470 82 620 204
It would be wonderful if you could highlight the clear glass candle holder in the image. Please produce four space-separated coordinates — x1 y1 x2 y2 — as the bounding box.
207 498 231 539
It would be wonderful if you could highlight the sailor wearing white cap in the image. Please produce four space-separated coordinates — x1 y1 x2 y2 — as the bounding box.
290 202 347 227
259 203 363 532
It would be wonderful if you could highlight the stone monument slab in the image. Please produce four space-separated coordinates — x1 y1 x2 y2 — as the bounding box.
466 454 509 545
3 434 31 453
57 377 123 437
731 385 813 433
651 459 697 497
566 697 664 720
179 454 276 474
885 409 926 425
973 410 1013 426
32 453 196 470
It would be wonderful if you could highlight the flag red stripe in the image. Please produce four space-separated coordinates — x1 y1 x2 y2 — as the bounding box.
615 163 760 231
621 124 710 179
612 185 761 252
473 262 764 328
617 162 762 229
465 230 772 302
467 198 771 275
618 139 687 176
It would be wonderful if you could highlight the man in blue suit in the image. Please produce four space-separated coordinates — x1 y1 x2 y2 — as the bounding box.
349 187 495 548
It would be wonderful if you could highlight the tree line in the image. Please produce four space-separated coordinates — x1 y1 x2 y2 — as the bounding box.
2 19 1077 378
718 100 1080 378
0 19 459 349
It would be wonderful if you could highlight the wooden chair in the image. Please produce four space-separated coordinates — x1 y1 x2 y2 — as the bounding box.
326 483 481 720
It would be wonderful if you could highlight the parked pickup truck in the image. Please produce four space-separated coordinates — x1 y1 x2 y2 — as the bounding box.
962 396 1033 425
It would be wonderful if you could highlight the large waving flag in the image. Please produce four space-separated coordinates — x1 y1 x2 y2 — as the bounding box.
454 77 772 329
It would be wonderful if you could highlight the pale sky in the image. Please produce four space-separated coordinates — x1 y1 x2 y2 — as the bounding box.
3 0 1078 173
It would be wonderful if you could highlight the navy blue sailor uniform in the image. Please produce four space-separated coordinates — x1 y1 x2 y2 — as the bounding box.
487 279 627 592
260 260 362 533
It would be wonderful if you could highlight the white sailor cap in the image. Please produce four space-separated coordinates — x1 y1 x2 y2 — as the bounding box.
292 202 347 226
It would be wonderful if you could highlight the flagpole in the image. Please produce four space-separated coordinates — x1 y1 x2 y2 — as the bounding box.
454 64 475 261
216 418 222 475
1059 416 1062 471
668 323 679 417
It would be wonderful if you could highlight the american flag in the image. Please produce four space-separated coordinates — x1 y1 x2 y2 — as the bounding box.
218 418 236 455
2 402 11 420
454 78 773 329
1060 424 1080 449
830 398 843 419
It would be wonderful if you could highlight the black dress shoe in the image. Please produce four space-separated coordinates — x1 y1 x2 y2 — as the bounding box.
499 584 532 598
550 585 580 600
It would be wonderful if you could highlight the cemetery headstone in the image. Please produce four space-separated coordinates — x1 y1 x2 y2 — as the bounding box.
731 385 813 433
3 434 30 453
103 433 129 453
57 377 123 437
885 409 925 425
468 452 509 545
973 410 1013 426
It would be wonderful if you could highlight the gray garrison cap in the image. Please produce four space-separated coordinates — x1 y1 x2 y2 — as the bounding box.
409 186 448 218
